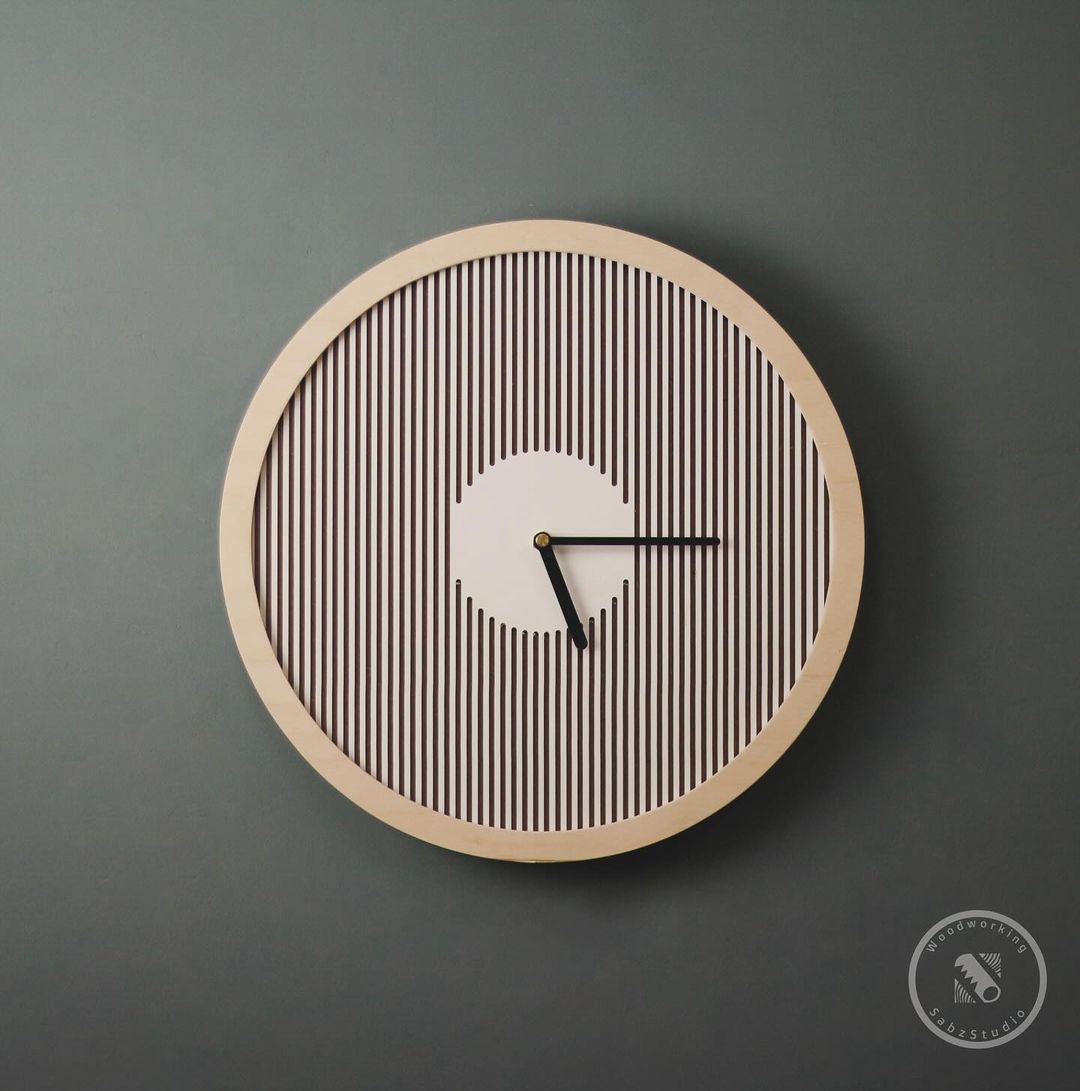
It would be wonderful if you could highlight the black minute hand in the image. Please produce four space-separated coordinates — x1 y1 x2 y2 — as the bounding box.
533 532 588 651
547 535 721 547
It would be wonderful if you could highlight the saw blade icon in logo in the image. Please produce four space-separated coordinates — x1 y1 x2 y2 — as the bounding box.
954 953 1003 1004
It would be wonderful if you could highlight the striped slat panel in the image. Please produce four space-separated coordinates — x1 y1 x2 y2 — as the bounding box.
254 254 830 830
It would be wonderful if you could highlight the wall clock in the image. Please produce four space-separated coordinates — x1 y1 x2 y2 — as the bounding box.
220 221 863 861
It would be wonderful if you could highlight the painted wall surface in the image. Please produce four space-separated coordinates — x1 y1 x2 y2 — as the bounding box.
2 2 1077 1087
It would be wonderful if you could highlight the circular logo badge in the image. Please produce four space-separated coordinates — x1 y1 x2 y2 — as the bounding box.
909 910 1046 1049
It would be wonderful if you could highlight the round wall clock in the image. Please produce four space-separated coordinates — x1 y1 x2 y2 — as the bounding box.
220 221 863 861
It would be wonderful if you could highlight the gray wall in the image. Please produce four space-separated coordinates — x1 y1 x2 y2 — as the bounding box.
3 2 1077 1087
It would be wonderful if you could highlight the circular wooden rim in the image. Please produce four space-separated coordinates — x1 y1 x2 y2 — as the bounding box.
219 221 864 861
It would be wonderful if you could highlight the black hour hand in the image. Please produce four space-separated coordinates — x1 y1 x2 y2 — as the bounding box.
533 532 588 651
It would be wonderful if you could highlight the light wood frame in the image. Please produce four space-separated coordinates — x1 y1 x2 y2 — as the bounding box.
219 220 864 861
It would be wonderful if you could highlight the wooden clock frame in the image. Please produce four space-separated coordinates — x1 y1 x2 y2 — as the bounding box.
219 220 864 861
